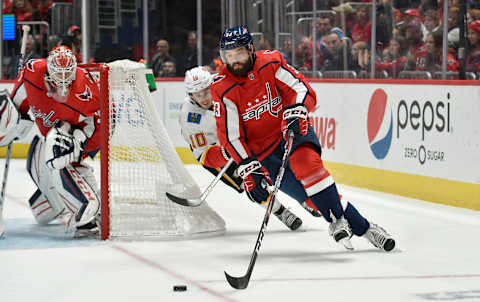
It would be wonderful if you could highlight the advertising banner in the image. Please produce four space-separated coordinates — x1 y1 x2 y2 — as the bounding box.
310 83 480 185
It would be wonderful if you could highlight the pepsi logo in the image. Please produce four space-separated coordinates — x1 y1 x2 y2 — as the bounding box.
367 89 393 159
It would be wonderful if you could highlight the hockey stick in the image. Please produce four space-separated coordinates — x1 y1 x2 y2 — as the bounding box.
224 131 295 290
166 157 235 207
0 25 31 238
0 143 13 237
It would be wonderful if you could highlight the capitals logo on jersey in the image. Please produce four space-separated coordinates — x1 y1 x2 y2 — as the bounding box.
242 82 281 121
76 86 92 101
26 59 42 72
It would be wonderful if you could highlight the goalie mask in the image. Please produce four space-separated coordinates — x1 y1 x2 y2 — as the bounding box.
46 45 77 99
184 66 213 110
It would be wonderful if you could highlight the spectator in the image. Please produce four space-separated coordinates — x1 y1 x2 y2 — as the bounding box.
447 7 461 50
415 30 459 73
3 0 34 21
403 9 428 40
359 41 408 78
321 31 353 71
32 0 53 21
257 31 274 50
280 38 293 65
382 36 407 62
332 3 356 36
404 18 425 58
178 30 214 75
150 39 176 77
468 9 480 22
158 59 177 77
60 25 82 63
7 34 41 79
295 36 315 70
423 9 441 33
351 4 372 44
350 41 368 72
466 20 480 72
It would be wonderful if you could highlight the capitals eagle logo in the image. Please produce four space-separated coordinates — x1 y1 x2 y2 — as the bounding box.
76 86 92 101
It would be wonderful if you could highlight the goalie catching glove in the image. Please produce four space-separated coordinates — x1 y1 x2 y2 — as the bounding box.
237 157 272 204
281 103 309 140
0 89 33 146
45 122 87 169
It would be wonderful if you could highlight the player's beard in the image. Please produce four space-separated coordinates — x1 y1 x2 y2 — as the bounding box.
227 56 253 77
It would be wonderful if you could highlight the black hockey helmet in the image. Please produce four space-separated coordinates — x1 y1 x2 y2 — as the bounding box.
219 26 254 63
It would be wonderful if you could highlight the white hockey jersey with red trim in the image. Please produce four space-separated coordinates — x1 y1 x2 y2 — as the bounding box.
179 98 218 160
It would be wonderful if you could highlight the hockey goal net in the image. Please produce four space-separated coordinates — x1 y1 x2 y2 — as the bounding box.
81 60 225 240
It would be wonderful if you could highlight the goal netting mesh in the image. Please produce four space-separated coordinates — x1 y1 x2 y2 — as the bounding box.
98 60 225 239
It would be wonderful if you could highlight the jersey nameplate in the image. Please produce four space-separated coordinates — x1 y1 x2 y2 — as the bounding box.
187 112 202 124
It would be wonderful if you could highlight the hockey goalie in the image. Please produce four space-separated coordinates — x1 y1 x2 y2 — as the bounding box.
1 45 101 237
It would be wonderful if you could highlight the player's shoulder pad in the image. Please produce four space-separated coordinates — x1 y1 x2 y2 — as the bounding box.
22 58 47 82
255 50 283 64
212 73 227 84
210 71 235 97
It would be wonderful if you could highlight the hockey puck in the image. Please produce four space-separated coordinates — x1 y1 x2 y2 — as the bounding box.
173 285 187 292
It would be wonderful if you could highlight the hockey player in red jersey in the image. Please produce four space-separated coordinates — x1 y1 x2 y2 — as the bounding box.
0 46 101 237
211 26 396 251
179 66 323 231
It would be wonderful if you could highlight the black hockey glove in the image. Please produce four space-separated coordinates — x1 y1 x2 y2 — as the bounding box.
237 157 272 204
281 103 309 140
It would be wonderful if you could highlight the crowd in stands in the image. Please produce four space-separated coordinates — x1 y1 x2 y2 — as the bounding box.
144 0 480 79
3 0 480 79
288 0 480 79
3 0 72 22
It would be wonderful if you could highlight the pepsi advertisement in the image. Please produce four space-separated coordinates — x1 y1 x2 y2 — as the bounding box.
310 82 480 185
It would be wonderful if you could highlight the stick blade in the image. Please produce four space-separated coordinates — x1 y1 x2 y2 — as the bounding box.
165 192 203 207
224 271 250 290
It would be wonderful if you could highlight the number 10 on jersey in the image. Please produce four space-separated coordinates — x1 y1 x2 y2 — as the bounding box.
189 133 207 149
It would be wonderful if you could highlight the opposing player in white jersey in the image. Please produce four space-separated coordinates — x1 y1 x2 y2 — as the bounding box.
0 46 101 237
179 67 319 230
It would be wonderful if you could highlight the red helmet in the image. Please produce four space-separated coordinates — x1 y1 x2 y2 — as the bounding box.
469 20 480 35
46 45 77 97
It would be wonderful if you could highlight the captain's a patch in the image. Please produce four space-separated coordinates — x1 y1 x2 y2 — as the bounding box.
187 112 202 124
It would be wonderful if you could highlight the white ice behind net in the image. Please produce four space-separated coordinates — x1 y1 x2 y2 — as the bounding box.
106 60 225 239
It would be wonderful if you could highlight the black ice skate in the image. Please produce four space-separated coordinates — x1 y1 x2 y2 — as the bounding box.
364 223 395 252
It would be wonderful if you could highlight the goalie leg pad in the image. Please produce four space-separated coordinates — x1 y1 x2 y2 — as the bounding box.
28 189 66 225
55 164 100 230
27 136 99 230
27 136 66 224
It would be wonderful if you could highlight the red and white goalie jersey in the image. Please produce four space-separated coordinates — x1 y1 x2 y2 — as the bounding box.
211 50 317 163
10 59 101 157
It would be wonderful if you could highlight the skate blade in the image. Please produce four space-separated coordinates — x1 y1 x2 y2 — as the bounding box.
339 238 354 250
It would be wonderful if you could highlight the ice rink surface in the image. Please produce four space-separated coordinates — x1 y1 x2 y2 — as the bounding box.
1 158 480 302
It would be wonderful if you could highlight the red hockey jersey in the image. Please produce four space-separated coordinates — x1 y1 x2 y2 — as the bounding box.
10 59 101 157
211 50 317 163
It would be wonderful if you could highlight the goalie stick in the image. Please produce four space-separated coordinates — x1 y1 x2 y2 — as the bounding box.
166 157 235 207
224 131 295 290
0 25 31 238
